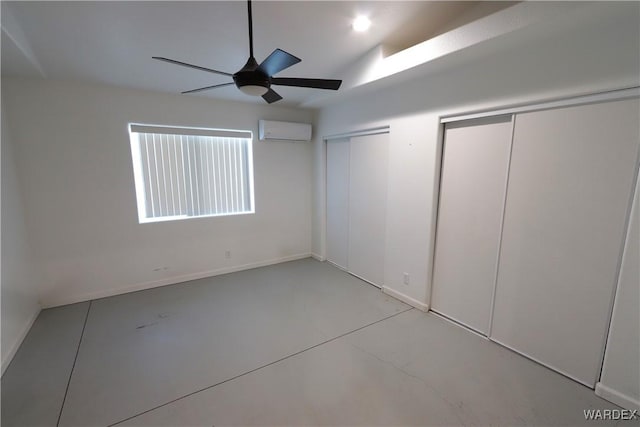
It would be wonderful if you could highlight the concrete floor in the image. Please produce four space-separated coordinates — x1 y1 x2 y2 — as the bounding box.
1 258 631 426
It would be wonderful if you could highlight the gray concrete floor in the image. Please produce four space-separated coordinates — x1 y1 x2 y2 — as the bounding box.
1 258 631 426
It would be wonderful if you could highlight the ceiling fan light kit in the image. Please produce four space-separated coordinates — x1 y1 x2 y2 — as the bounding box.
239 85 269 96
153 0 342 104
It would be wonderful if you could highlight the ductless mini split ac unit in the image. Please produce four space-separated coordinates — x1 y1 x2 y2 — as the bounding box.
258 120 312 142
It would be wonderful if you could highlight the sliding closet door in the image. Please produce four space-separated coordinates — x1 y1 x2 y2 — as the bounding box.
326 138 350 269
431 116 513 334
491 98 640 387
598 171 640 407
348 133 389 287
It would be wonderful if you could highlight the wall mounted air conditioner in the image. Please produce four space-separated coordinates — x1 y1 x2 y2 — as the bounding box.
258 120 312 142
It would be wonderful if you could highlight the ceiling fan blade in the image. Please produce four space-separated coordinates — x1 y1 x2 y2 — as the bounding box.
181 82 235 94
153 57 233 77
262 88 283 104
258 49 301 77
271 77 342 90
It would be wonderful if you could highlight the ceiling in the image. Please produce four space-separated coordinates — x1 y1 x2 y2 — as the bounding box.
1 1 513 107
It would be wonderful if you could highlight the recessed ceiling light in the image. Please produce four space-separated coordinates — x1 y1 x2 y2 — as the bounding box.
352 16 371 32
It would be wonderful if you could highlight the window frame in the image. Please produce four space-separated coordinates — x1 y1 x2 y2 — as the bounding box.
128 123 256 224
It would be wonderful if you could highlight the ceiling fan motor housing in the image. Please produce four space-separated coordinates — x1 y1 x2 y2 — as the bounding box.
233 57 270 92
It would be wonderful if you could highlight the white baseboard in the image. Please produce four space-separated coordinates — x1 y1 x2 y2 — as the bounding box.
41 253 312 308
1 306 41 375
595 382 640 411
382 286 429 311
311 253 325 262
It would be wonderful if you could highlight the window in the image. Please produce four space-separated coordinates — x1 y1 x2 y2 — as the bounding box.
129 124 255 223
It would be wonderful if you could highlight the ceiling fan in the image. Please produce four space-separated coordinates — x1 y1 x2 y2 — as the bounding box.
153 0 342 104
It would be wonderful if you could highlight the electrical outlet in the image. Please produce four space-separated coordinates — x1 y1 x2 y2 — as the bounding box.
403 273 410 285
225 250 231 259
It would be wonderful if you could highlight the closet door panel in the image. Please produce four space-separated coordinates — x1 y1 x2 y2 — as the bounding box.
326 138 350 269
598 171 640 408
431 116 513 334
348 133 389 287
491 98 640 386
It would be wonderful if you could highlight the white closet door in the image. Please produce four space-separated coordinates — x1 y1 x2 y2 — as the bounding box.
598 171 640 409
431 116 513 334
326 138 350 269
348 133 389 287
491 98 640 387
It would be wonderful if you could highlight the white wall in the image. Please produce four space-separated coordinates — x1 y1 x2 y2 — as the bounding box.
3 78 314 307
596 171 640 410
1 97 41 373
313 2 640 308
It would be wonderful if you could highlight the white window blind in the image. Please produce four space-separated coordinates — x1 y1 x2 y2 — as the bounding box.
129 124 254 223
